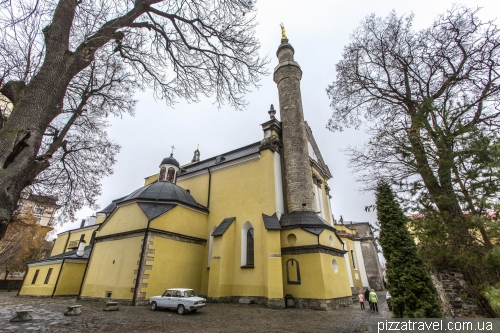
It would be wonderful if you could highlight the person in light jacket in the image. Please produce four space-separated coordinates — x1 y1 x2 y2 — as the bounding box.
369 289 379 312
358 292 365 309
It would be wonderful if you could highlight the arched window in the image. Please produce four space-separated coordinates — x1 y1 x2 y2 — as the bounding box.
159 167 166 181
241 222 255 267
166 167 175 182
247 228 254 266
286 259 301 284
351 250 357 270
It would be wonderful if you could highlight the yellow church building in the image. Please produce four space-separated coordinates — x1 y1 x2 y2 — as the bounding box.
19 36 373 310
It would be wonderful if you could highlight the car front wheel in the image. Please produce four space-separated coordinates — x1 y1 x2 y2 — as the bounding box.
151 301 158 311
177 304 185 315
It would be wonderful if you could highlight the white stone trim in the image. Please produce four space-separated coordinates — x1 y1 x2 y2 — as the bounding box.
177 169 209 181
273 152 284 220
28 260 64 267
344 253 354 288
241 221 253 266
354 241 369 287
210 154 260 173
208 227 216 267
56 224 99 236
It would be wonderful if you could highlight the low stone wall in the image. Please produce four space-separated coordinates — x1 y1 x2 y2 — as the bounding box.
431 270 483 317
290 296 353 311
207 296 285 309
0 280 23 291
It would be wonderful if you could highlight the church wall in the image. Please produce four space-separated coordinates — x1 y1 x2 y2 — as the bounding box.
144 174 158 186
204 150 277 299
95 214 106 224
281 253 352 300
143 236 205 298
263 230 284 300
177 173 209 207
19 263 61 296
149 205 208 239
97 203 148 237
53 262 86 296
280 229 319 248
343 238 363 290
62 227 97 252
50 234 68 256
318 229 345 252
80 236 143 300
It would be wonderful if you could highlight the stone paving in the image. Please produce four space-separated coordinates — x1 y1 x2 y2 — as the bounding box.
0 292 391 332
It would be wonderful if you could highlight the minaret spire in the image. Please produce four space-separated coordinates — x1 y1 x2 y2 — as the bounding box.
273 30 315 213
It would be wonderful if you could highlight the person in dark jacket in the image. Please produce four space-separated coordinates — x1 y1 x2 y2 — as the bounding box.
364 288 372 310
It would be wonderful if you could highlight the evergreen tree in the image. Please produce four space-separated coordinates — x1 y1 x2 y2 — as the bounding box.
376 181 442 318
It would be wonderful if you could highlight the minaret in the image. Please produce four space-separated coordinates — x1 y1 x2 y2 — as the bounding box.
273 26 315 213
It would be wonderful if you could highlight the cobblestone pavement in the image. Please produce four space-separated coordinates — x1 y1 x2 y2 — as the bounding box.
0 292 391 333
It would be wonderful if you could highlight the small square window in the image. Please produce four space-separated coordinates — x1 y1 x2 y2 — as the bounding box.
106 291 112 298
34 205 45 215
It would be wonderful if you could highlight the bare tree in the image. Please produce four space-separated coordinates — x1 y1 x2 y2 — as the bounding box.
0 0 267 239
327 6 500 246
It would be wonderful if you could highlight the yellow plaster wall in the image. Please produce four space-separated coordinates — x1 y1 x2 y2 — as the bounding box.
281 253 352 300
149 206 207 239
202 150 276 298
80 236 142 300
54 262 86 296
177 173 209 207
50 235 68 256
281 229 318 248
19 263 61 296
344 239 363 289
144 174 158 186
143 236 205 298
65 227 97 250
98 203 148 237
96 215 106 224
318 229 344 251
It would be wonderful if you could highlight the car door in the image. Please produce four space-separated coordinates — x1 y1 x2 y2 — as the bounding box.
160 290 172 308
171 290 182 308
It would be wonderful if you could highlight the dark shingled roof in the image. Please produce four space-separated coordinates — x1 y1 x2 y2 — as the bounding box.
280 211 332 229
160 155 180 167
138 203 176 220
119 181 207 211
212 217 236 236
179 142 260 176
302 227 325 235
28 245 92 265
262 213 281 230
98 196 126 214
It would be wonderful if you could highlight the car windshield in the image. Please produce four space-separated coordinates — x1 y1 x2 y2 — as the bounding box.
184 290 197 297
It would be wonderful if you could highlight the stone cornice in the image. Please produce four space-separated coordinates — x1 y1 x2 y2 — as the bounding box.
281 244 346 257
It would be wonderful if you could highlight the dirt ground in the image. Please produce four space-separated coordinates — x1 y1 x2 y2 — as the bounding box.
0 291 391 333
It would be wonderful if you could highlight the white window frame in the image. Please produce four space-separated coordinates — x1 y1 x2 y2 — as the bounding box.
241 221 254 266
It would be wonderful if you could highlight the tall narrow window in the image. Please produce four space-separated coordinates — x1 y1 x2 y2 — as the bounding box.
31 269 40 284
351 250 357 270
44 268 53 284
286 259 301 284
159 167 166 181
166 167 175 182
241 222 255 267
246 228 254 266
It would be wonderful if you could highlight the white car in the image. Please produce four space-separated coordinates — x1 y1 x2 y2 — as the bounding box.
149 288 206 315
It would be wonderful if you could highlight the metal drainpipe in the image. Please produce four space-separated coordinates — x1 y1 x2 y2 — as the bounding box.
207 167 212 209
133 220 151 306
51 258 65 298
77 230 96 300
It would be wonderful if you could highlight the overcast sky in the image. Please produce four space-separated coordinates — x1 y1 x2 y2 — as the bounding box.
57 0 500 234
